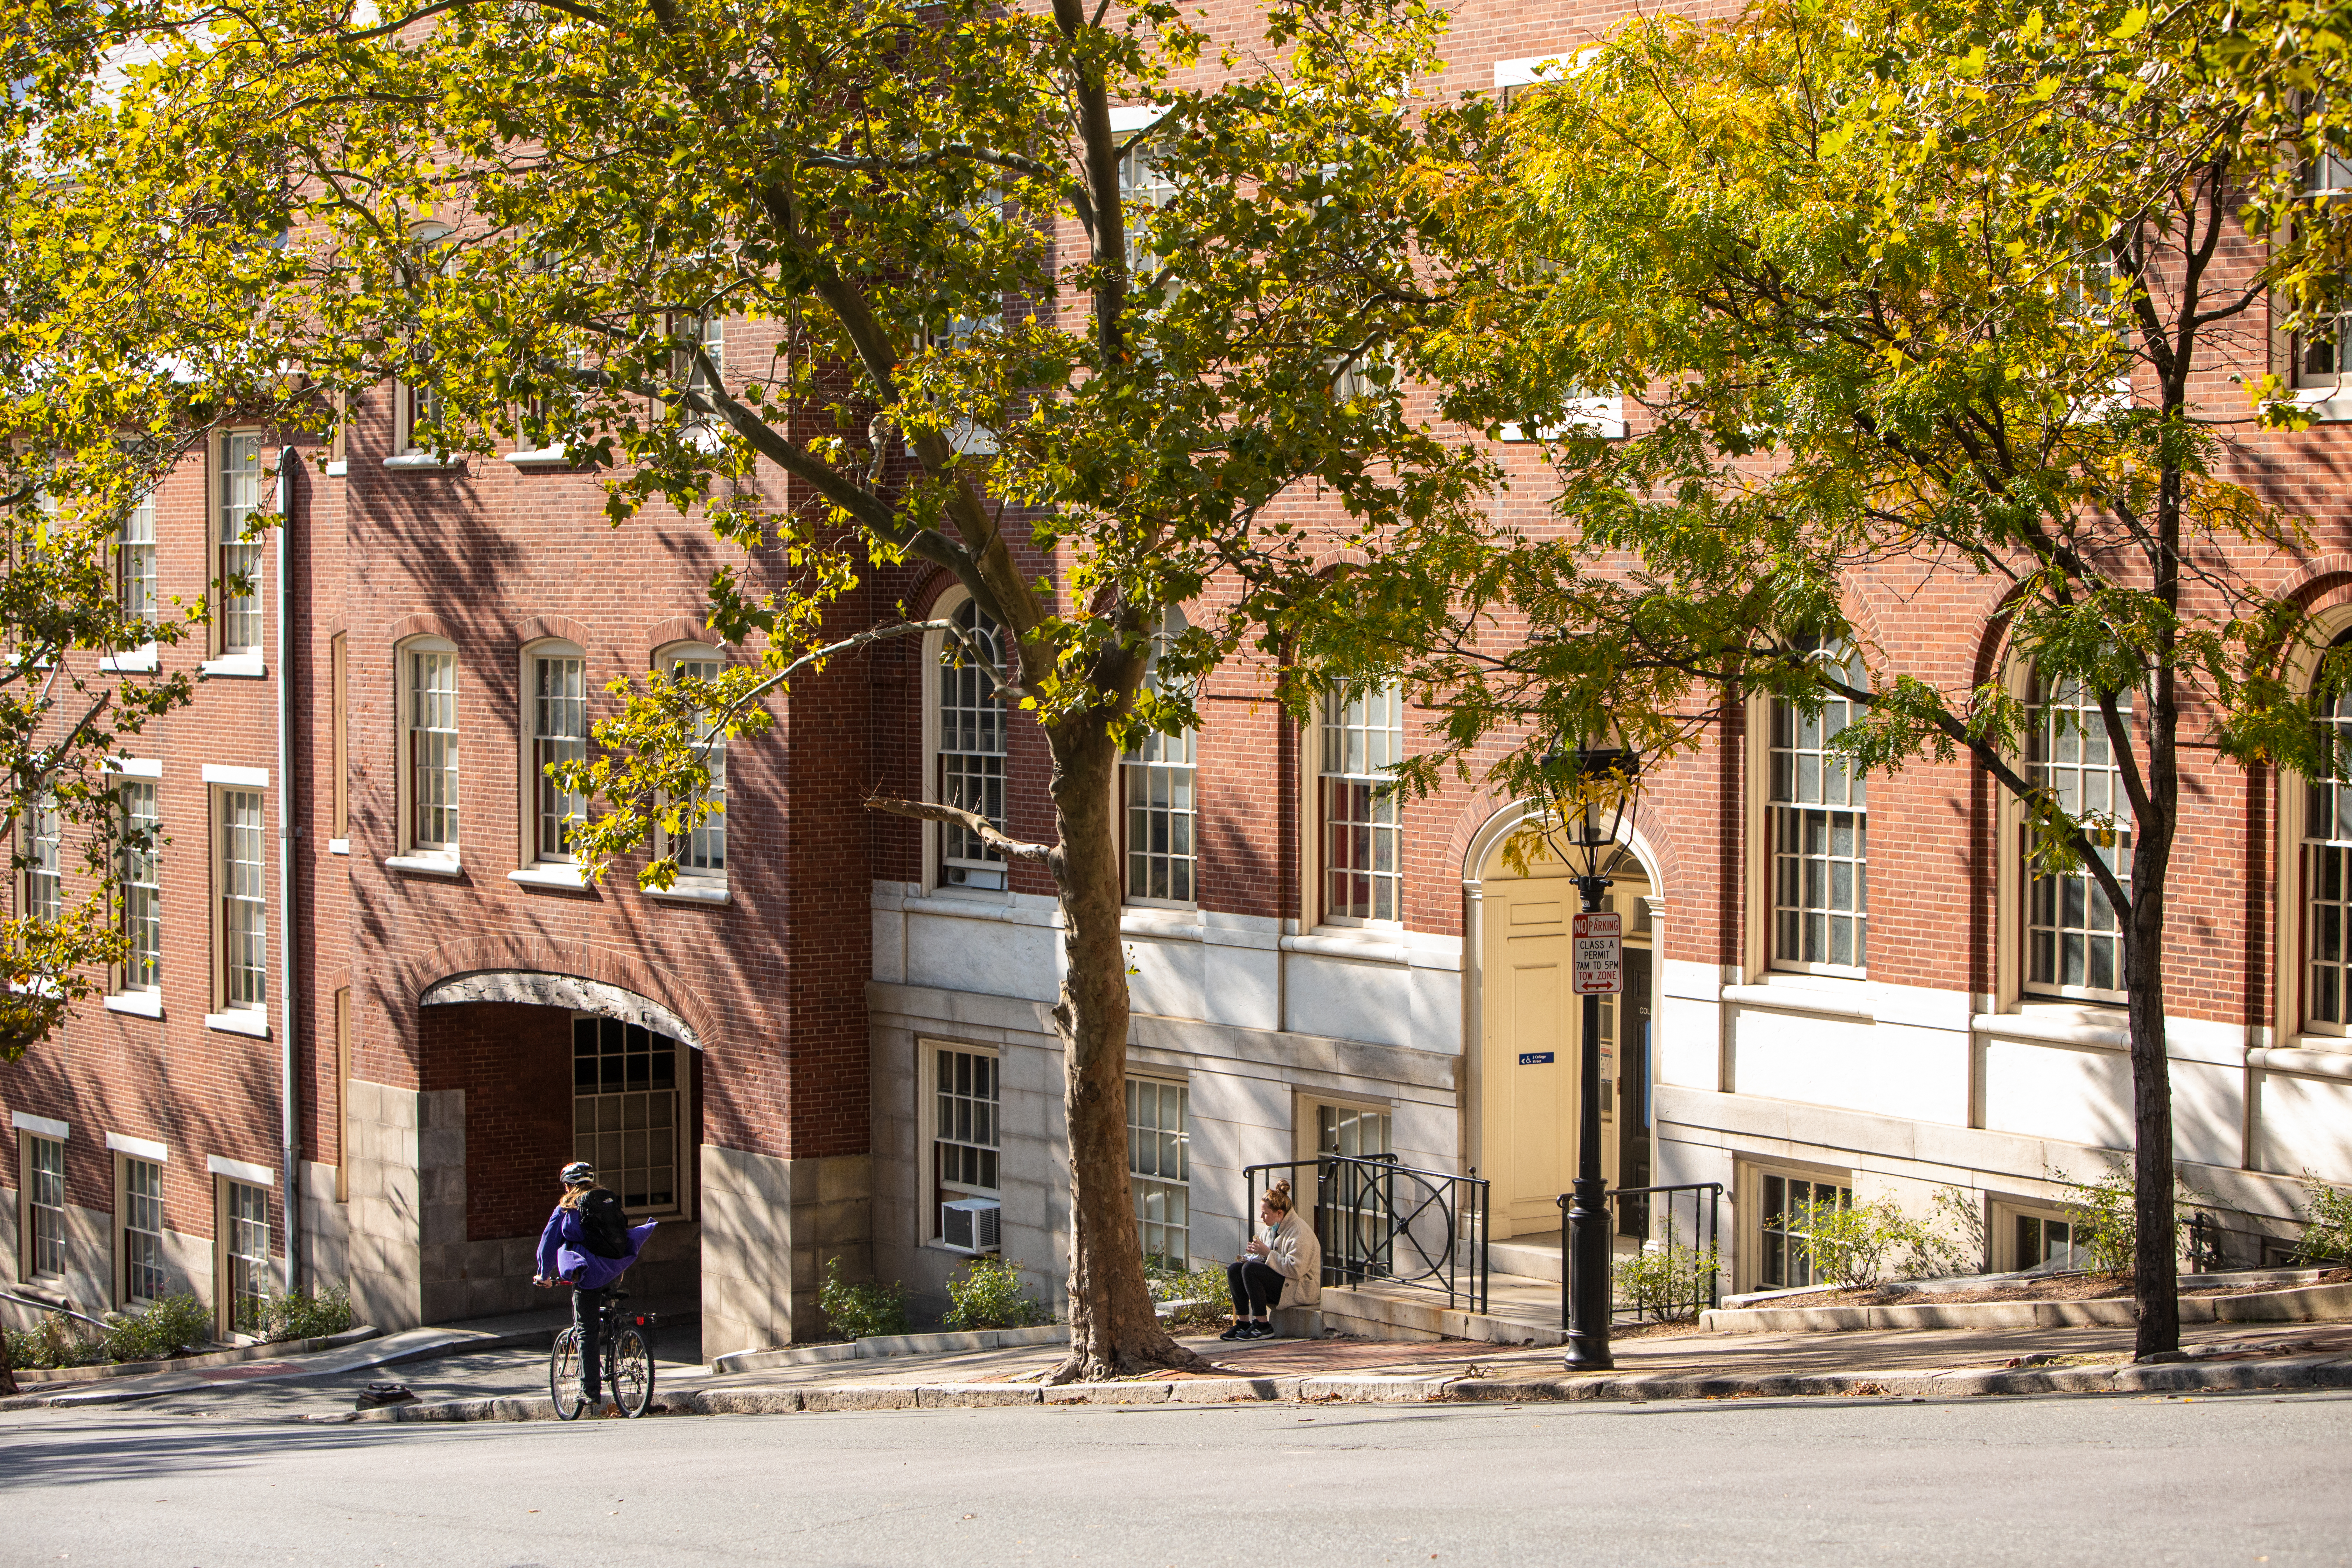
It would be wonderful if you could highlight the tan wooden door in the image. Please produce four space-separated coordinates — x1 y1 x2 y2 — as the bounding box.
1480 868 1586 1237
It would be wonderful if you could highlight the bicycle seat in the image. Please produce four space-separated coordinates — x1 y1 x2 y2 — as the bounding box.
606 1288 630 1304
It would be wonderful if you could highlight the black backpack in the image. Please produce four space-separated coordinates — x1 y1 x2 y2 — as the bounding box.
577 1188 631 1260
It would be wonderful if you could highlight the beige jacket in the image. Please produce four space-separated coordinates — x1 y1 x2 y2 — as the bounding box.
1258 1208 1323 1308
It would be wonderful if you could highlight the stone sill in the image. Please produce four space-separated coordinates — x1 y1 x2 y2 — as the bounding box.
200 654 266 680
1723 980 1876 1023
384 854 464 879
646 880 729 905
205 1009 269 1040
509 863 592 891
103 991 163 1020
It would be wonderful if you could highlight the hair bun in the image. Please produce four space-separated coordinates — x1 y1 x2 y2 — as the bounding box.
1267 1178 1293 1210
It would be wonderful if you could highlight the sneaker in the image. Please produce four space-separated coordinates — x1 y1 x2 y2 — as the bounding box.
1241 1321 1275 1340
1217 1321 1252 1341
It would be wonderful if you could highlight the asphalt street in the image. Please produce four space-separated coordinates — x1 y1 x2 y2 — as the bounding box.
6 1387 2348 1567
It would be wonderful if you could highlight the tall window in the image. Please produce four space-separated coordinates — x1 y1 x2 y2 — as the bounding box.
118 490 156 632
2026 674 2133 998
396 223 453 456
404 643 460 855
669 312 726 414
330 632 349 842
1123 610 1196 904
217 789 266 1012
1314 1103 1393 1270
530 645 587 863
119 782 160 992
121 1156 166 1304
1756 1170 1851 1290
1120 136 1178 280
932 1044 999 1238
2298 153 2352 391
938 601 1007 890
1128 1077 1188 1266
221 1178 270 1332
2309 652 2352 1027
1769 644 1869 972
663 650 726 878
218 433 264 655
1320 681 1404 924
572 1015 680 1212
23 1134 65 1280
22 798 60 923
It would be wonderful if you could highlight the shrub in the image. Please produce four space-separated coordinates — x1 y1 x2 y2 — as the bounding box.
2295 1171 2352 1267
2053 1160 2199 1274
5 1313 107 1370
942 1256 1053 1331
1613 1243 1719 1319
101 1294 211 1363
1146 1256 1233 1328
262 1284 355 1343
817 1257 910 1341
1792 1190 1987 1289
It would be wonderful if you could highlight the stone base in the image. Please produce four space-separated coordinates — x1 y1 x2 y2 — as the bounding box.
700 1145 872 1359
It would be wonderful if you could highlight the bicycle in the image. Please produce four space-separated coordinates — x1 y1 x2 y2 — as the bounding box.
549 1288 657 1419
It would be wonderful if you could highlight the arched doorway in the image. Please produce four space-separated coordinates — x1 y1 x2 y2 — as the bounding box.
1467 810 1661 1241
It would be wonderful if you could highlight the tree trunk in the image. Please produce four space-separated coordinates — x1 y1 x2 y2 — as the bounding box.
1044 718 1210 1381
0 1328 15 1398
2123 886 2180 1359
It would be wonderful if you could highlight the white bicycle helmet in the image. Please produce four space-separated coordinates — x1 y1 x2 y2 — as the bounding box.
559 1160 596 1185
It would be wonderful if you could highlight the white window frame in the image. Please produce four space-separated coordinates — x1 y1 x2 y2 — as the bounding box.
655 645 727 887
570 1011 687 1219
117 488 158 640
20 796 61 925
933 598 1009 893
923 1039 1001 1245
1127 1073 1189 1267
216 432 265 658
1759 643 1869 977
2301 629 2352 1037
1315 680 1405 929
1744 1161 1854 1294
116 778 161 997
399 637 461 861
214 786 267 1017
1121 609 1197 909
215 1174 271 1338
389 223 458 465
21 1131 68 1283
522 639 588 872
1994 1199 2087 1274
2022 673 2134 1003
117 1152 167 1307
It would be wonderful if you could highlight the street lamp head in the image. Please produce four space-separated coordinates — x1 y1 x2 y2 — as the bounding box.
1533 742 1642 887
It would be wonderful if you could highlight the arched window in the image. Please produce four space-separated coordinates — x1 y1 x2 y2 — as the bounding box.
938 600 1007 890
1768 641 1868 973
399 637 460 859
1319 680 1404 925
2307 643 2352 1027
2024 673 2132 999
525 639 588 867
1122 609 1196 906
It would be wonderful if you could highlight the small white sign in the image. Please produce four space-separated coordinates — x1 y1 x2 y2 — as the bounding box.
1573 911 1623 995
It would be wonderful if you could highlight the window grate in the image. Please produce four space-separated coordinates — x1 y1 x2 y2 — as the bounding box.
572 1015 679 1211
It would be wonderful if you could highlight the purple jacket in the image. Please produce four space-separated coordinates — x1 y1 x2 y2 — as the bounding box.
537 1203 657 1291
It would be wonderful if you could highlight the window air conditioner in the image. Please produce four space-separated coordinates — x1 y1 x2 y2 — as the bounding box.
940 1197 1002 1255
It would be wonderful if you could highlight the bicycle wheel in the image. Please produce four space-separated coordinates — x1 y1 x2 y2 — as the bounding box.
549 1327 587 1421
609 1327 655 1418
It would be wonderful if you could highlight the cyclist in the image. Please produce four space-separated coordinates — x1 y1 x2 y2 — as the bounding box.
533 1161 655 1415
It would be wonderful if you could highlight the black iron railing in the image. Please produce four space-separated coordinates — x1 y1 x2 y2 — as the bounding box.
1244 1155 1490 1315
1558 1182 1723 1326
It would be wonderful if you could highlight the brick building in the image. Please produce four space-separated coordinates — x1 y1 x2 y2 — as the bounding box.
8 3 2352 1359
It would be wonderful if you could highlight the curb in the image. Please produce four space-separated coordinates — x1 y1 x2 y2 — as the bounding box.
6 1325 380 1389
313 1353 2352 1425
1703 1281 2352 1336
709 1323 1065 1374
0 1323 561 1411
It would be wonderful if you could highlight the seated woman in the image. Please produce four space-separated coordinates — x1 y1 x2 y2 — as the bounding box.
1222 1178 1322 1340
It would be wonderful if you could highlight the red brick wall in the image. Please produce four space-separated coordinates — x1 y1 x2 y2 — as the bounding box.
419 1002 574 1242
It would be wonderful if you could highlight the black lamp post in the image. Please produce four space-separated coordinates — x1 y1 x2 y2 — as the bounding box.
1532 743 1641 1372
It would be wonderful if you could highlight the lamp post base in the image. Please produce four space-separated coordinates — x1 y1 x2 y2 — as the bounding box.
1563 1173 1615 1371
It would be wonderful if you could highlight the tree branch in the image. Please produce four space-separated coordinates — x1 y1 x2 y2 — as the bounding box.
862 792 1052 860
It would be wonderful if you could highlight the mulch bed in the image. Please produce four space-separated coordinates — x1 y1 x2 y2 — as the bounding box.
1744 1266 2352 1312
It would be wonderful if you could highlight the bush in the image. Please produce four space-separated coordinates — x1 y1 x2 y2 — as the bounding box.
262 1284 355 1343
2295 1171 2352 1267
4 1314 107 1371
817 1257 910 1340
1792 1189 1984 1289
1612 1243 1718 1319
101 1294 211 1363
2053 1160 2197 1275
1146 1256 1233 1329
942 1256 1053 1331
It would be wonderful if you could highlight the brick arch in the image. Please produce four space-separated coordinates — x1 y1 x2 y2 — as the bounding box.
643 615 723 664
907 568 964 622
516 614 594 651
387 612 461 646
1446 782 1686 898
393 935 720 1052
2280 554 2352 608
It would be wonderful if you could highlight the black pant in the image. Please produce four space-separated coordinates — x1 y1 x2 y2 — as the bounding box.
1227 1260 1287 1318
572 1284 605 1402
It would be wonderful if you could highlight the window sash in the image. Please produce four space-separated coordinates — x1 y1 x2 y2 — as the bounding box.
218 434 264 653
1756 1172 1851 1290
572 1014 681 1212
407 650 460 852
1128 1077 1188 1266
666 657 726 875
939 605 1008 876
2309 682 2352 1027
533 654 587 861
1320 682 1405 924
219 789 267 1010
123 1156 166 1303
224 1179 270 1332
2026 680 2132 997
120 781 160 990
27 1135 65 1279
23 800 61 924
119 493 157 629
933 1046 1000 1237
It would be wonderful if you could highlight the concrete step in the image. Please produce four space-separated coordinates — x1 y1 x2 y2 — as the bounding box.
1320 1269 1567 1348
1490 1235 1564 1283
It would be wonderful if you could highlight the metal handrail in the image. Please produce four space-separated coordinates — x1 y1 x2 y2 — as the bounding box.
1244 1155 1490 1315
1558 1182 1723 1326
2186 1206 2339 1274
